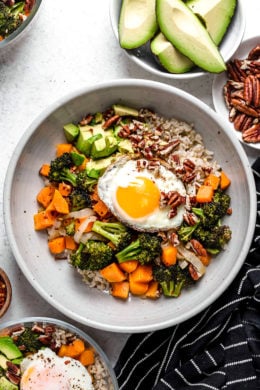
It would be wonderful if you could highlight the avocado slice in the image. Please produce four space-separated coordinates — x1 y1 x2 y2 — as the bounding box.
151 32 194 73
156 0 226 73
63 123 79 142
0 337 22 360
113 104 139 117
86 156 116 178
119 0 158 49
186 0 237 45
91 135 118 159
0 376 18 390
0 355 8 370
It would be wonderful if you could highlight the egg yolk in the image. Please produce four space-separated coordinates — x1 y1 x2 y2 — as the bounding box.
116 176 160 218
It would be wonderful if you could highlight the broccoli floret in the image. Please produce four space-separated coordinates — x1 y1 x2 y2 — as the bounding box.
48 153 77 186
153 264 194 297
70 241 113 271
65 220 76 236
116 233 162 265
178 223 199 243
194 225 232 253
91 221 132 250
0 1 23 38
16 328 43 353
69 187 91 211
76 171 98 192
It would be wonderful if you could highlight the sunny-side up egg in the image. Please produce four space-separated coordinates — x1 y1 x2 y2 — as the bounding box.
98 157 187 232
20 347 94 390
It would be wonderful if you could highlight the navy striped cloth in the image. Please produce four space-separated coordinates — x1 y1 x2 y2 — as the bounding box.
115 158 260 390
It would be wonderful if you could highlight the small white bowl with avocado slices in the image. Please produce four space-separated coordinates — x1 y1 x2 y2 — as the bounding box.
109 0 245 78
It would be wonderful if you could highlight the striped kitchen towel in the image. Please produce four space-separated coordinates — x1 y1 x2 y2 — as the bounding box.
115 158 260 390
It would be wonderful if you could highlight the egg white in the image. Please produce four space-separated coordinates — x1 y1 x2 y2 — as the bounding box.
20 347 93 390
98 158 187 232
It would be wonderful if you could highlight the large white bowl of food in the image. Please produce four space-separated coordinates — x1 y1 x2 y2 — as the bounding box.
3 79 256 332
0 317 118 389
109 0 245 79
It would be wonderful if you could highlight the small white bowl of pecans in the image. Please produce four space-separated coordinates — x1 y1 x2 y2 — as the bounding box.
0 268 12 318
212 36 260 150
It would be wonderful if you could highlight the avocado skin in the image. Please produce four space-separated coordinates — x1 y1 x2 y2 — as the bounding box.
156 0 226 73
0 337 22 360
186 0 237 45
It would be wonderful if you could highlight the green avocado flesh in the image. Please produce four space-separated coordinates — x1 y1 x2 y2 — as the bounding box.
119 0 158 49
151 32 194 73
156 0 226 73
186 0 237 45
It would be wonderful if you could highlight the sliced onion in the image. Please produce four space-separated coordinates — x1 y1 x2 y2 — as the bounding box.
177 245 206 276
74 216 97 244
65 208 95 219
80 232 106 244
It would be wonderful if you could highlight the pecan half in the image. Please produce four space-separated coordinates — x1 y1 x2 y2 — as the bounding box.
242 123 260 143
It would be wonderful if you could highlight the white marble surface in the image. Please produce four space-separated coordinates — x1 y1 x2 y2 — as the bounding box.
0 0 259 368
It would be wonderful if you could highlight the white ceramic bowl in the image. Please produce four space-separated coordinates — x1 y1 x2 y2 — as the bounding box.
213 36 260 151
0 0 42 51
4 79 256 333
0 317 118 389
109 0 245 79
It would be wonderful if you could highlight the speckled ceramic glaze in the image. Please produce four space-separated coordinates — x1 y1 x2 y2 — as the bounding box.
3 79 256 332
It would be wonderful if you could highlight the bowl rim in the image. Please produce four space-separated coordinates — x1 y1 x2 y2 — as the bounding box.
0 316 118 388
3 79 257 332
0 0 42 49
109 0 246 79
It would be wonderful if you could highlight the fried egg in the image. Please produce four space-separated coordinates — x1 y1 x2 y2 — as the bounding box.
20 348 93 390
98 157 187 231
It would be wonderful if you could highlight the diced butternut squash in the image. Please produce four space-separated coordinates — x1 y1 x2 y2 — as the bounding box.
48 236 66 254
161 244 177 266
36 186 55 208
220 171 231 190
119 260 139 273
47 189 69 214
65 236 77 250
203 173 220 190
92 199 109 218
129 273 149 296
196 185 214 203
130 264 153 284
145 281 160 299
79 349 95 366
56 143 73 156
58 182 72 197
39 163 50 177
99 263 126 283
111 281 130 299
33 210 56 230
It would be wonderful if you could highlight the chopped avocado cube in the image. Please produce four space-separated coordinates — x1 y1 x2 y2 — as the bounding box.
118 139 134 154
0 355 8 370
94 112 103 123
0 376 18 390
113 104 139 117
63 123 80 142
86 156 116 178
90 135 118 159
70 151 85 166
0 337 22 360
76 130 102 156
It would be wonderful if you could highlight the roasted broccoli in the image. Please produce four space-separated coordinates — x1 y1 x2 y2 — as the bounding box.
76 170 98 192
91 221 132 250
153 264 194 297
193 189 231 228
69 187 91 211
116 233 162 265
65 220 76 236
48 153 77 186
16 328 43 353
70 241 113 271
177 223 199 243
194 225 232 253
0 1 24 38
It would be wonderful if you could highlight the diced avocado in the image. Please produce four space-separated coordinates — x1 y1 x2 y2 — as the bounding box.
76 130 102 156
94 112 103 123
156 0 226 73
0 376 18 390
119 0 158 49
86 156 116 178
186 0 237 45
113 104 139 117
118 139 134 154
0 337 22 360
151 32 194 73
91 135 118 159
63 123 80 143
70 151 85 166
0 355 8 370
